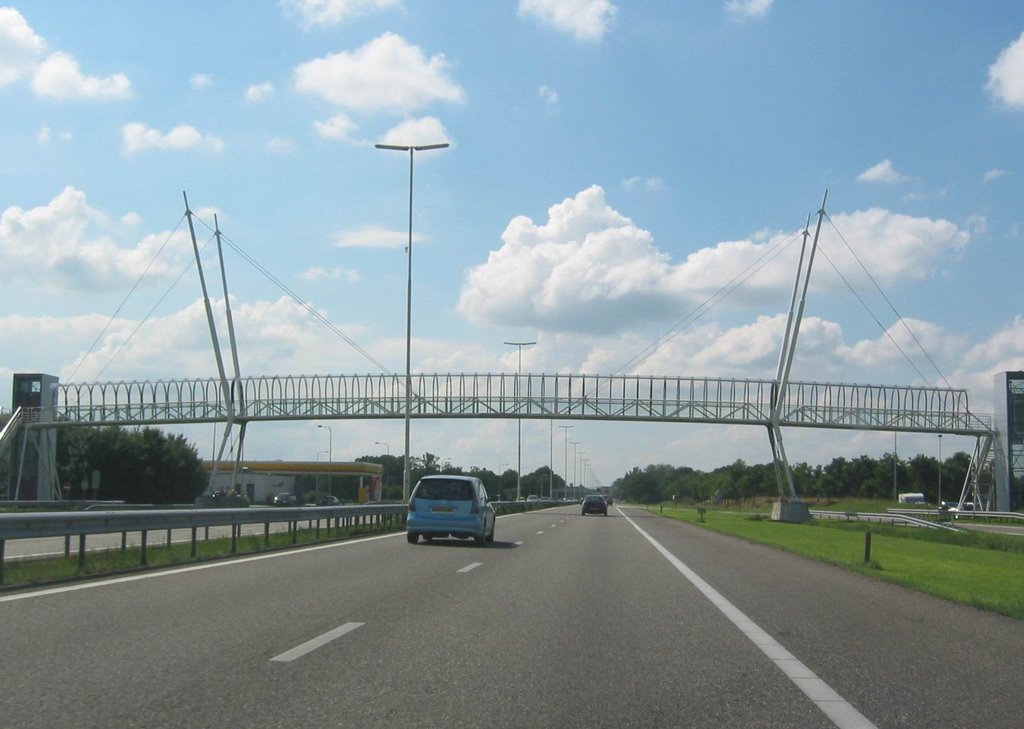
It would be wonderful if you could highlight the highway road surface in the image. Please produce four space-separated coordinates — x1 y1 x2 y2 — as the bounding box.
1 505 1021 728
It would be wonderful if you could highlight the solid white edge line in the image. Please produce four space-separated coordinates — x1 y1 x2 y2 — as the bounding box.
270 622 364 663
458 562 482 573
620 510 878 729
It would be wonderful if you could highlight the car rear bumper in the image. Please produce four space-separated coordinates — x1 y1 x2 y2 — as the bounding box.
407 514 487 537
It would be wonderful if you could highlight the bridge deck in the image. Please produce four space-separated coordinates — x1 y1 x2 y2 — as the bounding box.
31 373 992 436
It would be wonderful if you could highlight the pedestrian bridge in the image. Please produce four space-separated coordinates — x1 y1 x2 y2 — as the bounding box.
41 372 992 436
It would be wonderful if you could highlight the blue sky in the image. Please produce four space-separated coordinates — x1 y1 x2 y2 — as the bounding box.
2 1 1023 485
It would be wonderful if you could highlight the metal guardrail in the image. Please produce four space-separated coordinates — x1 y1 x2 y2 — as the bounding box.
0 503 407 585
886 508 1024 524
810 510 960 531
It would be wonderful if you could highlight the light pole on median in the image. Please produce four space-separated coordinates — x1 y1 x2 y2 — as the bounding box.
375 141 450 501
317 424 332 461
504 340 535 501
558 425 573 499
571 441 581 501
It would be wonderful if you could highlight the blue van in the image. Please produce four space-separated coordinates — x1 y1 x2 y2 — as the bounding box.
406 475 495 545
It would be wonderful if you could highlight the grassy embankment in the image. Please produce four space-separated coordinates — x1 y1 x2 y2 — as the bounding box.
642 499 1024 621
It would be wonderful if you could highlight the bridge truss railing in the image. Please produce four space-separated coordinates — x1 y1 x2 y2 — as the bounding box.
39 373 992 436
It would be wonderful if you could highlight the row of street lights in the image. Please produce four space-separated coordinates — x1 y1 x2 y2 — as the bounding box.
374 140 597 503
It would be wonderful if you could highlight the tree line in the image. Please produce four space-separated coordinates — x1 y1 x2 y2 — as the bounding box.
610 451 975 506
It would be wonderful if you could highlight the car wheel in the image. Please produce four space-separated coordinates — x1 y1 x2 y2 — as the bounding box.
406 531 419 544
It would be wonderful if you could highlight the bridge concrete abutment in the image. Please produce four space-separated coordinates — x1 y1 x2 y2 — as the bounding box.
771 498 811 523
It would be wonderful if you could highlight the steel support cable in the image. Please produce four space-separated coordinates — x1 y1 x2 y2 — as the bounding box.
93 230 212 381
611 226 804 378
190 216 395 378
823 214 952 390
67 213 188 382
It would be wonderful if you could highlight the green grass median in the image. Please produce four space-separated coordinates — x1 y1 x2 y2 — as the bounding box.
643 503 1024 621
1 521 404 590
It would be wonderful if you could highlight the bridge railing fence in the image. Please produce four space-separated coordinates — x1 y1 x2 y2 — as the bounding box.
32 373 991 435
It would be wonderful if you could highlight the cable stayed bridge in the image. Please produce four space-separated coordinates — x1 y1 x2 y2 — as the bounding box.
1 194 1007 517
8 370 996 519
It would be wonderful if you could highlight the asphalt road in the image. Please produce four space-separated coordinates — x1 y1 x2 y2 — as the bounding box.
1 505 1021 729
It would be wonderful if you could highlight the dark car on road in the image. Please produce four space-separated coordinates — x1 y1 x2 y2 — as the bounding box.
272 492 298 506
582 494 608 516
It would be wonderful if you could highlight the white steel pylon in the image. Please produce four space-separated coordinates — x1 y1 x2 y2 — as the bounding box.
767 192 827 522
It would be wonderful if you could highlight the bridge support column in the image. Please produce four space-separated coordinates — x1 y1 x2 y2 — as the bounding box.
771 497 810 523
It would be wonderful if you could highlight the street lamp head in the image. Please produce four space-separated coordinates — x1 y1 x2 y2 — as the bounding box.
375 142 450 152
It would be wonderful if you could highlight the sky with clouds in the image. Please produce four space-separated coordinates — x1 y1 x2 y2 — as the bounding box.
2 1 1023 485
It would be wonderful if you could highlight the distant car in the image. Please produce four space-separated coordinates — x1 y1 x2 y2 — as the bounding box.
582 494 608 516
407 475 495 545
318 494 341 505
272 492 298 506
526 494 540 502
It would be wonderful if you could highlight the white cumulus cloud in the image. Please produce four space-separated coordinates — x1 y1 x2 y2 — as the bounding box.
518 0 617 42
313 113 360 141
122 123 224 154
0 187 188 292
294 32 465 113
245 81 274 102
31 51 132 99
456 186 971 337
986 31 1024 108
281 0 401 28
856 159 910 184
725 0 774 20
0 6 46 85
377 116 451 148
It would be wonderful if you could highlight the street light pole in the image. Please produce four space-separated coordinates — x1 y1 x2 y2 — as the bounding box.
558 425 573 499
375 141 449 501
571 441 581 500
317 424 332 461
504 340 535 500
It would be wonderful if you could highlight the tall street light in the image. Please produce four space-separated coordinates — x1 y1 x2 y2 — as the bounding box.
375 141 450 501
375 441 390 490
317 424 333 503
317 424 333 461
504 340 535 500
558 425 573 499
571 441 581 500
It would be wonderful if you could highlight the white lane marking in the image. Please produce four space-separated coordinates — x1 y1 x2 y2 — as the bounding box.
620 512 878 729
0 531 402 603
550 524 558 528
458 562 482 574
270 622 364 662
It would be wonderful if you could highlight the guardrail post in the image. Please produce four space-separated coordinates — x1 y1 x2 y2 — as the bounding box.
0 539 5 585
166 528 172 548
140 530 148 566
230 524 238 554
78 534 86 569
190 527 197 558
264 522 270 546
64 534 71 558
864 530 872 563
121 531 127 551
291 521 297 544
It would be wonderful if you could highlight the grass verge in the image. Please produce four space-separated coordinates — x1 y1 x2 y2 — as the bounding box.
1 522 403 590
644 504 1024 621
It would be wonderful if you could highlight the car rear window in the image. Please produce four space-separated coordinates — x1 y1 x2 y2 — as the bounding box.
414 479 475 501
